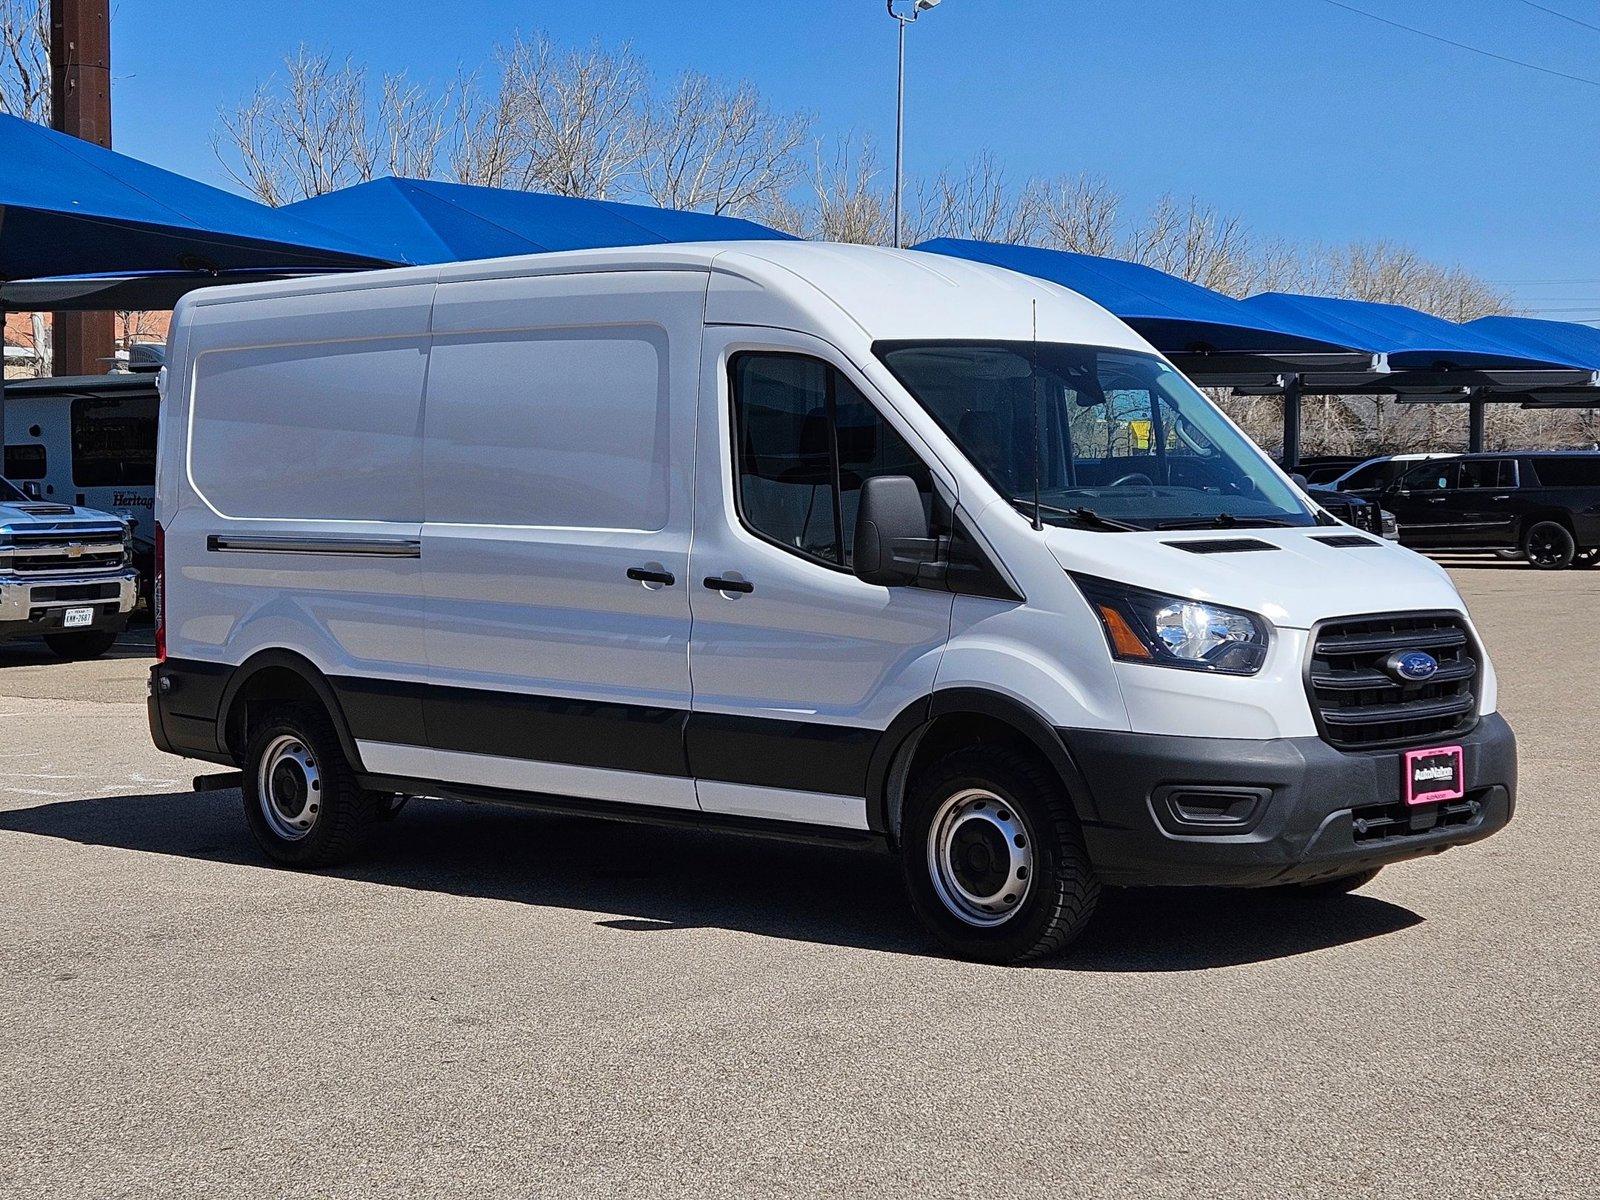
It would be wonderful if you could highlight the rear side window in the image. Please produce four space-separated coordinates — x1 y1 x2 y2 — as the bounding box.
731 353 931 568
71 394 157 487
1458 459 1515 490
4 443 46 481
1401 461 1458 492
1527 456 1600 487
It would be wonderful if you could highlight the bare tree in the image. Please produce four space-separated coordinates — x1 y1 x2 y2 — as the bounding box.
639 72 811 215
787 137 892 245
495 34 649 198
908 152 1039 245
216 48 477 204
0 0 47 122
1027 174 1122 256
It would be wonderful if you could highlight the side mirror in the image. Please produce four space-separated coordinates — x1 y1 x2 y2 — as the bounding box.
1290 472 1309 488
21 481 43 500
853 475 938 586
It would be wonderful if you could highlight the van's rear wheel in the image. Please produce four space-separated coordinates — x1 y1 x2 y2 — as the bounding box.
901 745 1099 964
242 703 377 867
1524 521 1576 570
43 630 118 659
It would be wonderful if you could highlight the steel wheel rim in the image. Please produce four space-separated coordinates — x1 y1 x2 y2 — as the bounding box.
258 733 322 842
926 787 1035 928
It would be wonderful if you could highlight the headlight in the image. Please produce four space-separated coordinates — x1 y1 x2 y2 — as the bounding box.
1073 574 1270 675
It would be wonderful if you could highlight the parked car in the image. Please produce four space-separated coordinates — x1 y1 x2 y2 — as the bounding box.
0 474 139 658
1356 452 1600 569
147 243 1516 963
1322 453 1455 496
1292 455 1369 486
4 369 159 604
1304 487 1386 537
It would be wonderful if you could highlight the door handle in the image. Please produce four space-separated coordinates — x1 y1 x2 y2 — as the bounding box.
1426 496 1447 503
627 566 676 586
703 575 755 594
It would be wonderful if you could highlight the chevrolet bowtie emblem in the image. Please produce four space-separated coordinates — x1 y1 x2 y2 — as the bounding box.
66 543 84 558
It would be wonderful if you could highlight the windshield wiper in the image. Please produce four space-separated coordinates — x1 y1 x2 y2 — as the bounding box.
1154 514 1297 530
1009 498 1143 532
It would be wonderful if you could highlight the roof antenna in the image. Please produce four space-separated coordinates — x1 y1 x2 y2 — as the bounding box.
1031 299 1044 531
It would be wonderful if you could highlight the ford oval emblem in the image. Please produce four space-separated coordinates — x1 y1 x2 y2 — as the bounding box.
1387 649 1439 683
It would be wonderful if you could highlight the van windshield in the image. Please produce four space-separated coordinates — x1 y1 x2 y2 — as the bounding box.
876 341 1316 530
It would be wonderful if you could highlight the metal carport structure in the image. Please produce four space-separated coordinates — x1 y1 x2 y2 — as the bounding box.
914 238 1600 466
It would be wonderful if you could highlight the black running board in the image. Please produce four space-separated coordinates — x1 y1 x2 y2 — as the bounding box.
355 772 887 850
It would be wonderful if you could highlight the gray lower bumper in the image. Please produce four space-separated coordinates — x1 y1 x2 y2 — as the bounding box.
1059 713 1517 887
0 569 139 640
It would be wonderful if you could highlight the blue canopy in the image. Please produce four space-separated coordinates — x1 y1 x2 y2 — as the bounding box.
912 238 1357 355
1240 293 1584 371
0 113 384 282
1463 315 1600 372
284 178 794 265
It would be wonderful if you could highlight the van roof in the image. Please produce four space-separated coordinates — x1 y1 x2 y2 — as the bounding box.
173 241 1153 352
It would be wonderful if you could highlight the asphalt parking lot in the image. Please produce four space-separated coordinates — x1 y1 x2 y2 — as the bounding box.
0 560 1594 1199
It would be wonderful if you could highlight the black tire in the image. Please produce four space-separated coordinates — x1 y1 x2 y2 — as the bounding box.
901 745 1100 964
1293 867 1382 897
241 702 378 867
1523 520 1576 570
42 630 118 660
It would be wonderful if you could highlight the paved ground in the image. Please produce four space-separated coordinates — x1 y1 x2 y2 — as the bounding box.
0 560 1595 1199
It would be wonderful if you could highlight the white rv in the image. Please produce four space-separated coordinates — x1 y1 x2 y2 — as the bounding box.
148 243 1515 963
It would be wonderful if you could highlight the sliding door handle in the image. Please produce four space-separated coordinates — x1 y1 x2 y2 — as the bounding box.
703 575 755 594
627 566 676 586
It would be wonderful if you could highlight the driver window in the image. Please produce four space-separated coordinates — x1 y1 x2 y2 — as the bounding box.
730 352 933 570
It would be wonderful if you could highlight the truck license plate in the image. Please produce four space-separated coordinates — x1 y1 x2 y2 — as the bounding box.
63 607 94 628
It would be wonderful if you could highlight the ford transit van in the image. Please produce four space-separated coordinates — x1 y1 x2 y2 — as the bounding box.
147 243 1515 963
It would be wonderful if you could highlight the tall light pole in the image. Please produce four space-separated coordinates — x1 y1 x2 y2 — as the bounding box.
887 0 942 249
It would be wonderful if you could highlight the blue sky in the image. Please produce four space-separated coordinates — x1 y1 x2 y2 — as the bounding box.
111 0 1600 315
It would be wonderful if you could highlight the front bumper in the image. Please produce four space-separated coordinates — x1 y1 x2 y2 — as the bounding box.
1060 712 1516 887
0 569 139 640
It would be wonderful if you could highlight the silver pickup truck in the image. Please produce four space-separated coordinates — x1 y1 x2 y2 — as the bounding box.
0 475 139 659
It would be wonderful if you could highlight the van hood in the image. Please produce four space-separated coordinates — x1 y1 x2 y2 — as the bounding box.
1044 526 1464 630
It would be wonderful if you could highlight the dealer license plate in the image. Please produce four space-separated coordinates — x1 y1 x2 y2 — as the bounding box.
62 607 95 629
1404 745 1465 806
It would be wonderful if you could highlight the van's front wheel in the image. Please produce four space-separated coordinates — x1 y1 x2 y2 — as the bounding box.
242 703 377 868
901 746 1099 964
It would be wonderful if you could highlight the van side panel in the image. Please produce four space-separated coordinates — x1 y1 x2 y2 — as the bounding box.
401 269 707 810
164 284 434 700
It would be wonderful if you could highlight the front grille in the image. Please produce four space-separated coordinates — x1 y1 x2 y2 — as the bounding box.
30 582 121 603
1 533 126 578
1307 612 1480 750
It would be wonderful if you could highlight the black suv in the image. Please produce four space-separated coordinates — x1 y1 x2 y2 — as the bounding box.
1343 452 1600 569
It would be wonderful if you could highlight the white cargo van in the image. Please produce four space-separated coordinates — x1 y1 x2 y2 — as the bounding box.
148 243 1515 963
